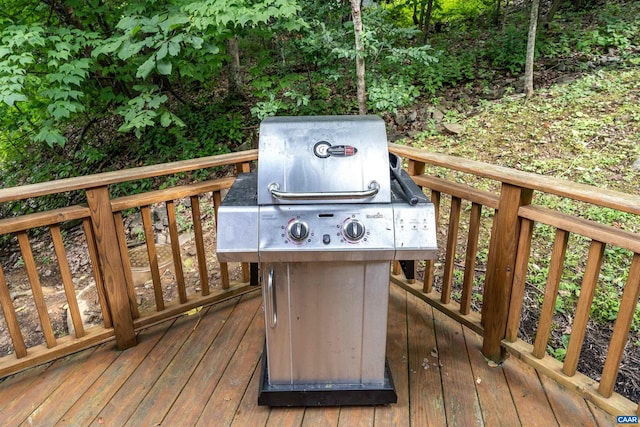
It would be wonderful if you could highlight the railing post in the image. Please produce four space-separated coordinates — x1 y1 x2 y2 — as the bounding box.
86 186 137 350
482 183 533 362
406 159 427 286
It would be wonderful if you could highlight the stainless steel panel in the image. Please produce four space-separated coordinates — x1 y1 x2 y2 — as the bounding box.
258 204 395 262
392 203 438 260
216 173 260 262
216 205 259 262
263 261 390 385
257 116 391 205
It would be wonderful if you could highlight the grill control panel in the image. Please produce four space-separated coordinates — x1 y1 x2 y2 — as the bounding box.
259 204 395 262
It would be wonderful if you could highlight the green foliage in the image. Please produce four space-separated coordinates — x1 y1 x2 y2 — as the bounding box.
139 101 237 163
419 50 477 95
539 1 640 63
0 0 302 151
483 23 528 74
0 25 99 146
432 0 494 23
249 5 438 117
547 333 570 362
93 0 301 136
368 78 419 113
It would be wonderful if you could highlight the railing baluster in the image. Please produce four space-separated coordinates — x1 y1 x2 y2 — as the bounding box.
562 240 605 376
236 161 251 174
82 218 112 328
442 196 461 304
392 260 402 276
190 195 209 296
460 202 482 315
505 218 535 342
0 263 27 358
212 190 230 289
113 212 140 319
533 228 570 359
598 253 640 398
16 231 57 348
50 224 85 338
166 200 187 303
141 206 165 311
241 264 250 283
423 190 441 293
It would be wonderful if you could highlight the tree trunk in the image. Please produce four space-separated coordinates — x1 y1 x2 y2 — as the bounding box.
543 0 564 24
226 35 244 100
524 0 541 98
350 0 367 115
422 0 434 44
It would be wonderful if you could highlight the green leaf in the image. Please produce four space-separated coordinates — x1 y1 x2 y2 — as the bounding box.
189 36 204 49
118 39 146 60
1 92 28 106
159 15 190 33
116 16 139 32
136 56 155 79
93 36 126 57
168 40 181 56
156 43 168 61
35 126 66 147
156 60 172 75
147 93 167 109
160 111 172 127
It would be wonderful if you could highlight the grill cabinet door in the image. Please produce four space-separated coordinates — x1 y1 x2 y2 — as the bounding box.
262 261 390 385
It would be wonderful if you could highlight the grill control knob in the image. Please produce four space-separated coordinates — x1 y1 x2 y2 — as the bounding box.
288 221 309 242
344 220 365 241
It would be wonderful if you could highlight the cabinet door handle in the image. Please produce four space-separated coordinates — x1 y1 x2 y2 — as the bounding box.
266 267 277 328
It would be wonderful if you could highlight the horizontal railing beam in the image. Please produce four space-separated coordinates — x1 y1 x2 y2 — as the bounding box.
389 143 640 216
110 177 236 212
412 175 500 209
0 150 258 203
0 206 90 234
519 205 640 253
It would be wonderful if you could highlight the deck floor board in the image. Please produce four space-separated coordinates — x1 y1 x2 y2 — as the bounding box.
0 286 612 426
464 325 521 427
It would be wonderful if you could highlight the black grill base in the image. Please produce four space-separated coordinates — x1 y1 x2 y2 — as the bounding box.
257 346 397 407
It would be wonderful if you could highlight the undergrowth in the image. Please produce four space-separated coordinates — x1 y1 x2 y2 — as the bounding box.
403 65 640 340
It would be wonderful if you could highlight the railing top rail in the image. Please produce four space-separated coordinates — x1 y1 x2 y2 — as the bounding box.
2 144 637 216
0 150 258 204
389 143 640 216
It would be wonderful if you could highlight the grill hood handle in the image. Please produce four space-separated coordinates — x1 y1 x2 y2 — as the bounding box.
268 181 380 201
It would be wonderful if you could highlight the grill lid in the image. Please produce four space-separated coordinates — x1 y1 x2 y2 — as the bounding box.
257 115 391 205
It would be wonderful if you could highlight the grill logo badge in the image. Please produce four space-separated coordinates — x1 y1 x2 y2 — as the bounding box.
313 141 358 158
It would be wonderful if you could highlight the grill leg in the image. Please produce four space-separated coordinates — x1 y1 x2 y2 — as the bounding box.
250 263 259 286
399 260 415 281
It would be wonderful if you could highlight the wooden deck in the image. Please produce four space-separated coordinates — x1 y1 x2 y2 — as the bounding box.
0 285 618 427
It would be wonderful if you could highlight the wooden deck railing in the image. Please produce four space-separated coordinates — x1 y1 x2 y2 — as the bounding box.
388 143 640 416
0 144 638 416
0 150 257 377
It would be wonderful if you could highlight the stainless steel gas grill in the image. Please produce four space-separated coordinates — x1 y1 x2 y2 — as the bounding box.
217 115 437 406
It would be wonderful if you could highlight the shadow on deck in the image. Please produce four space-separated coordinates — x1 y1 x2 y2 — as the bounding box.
0 285 617 426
